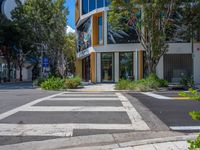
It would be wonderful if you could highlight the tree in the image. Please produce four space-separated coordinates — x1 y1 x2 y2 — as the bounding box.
12 0 68 77
0 14 17 82
108 0 178 74
64 32 76 76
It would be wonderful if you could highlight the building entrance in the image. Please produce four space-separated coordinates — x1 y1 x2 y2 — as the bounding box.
101 53 114 82
82 56 90 82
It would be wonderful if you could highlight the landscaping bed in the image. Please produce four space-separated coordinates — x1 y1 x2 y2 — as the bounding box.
33 76 82 90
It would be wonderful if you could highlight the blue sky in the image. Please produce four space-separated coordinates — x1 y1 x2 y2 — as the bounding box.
65 0 75 29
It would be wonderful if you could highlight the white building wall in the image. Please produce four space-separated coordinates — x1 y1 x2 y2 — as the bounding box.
96 53 101 82
194 43 200 85
114 52 119 82
156 43 200 84
16 67 32 81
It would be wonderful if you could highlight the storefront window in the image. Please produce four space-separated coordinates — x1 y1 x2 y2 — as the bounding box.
119 52 133 79
101 53 114 82
82 0 88 15
89 0 96 12
97 0 104 8
98 16 103 45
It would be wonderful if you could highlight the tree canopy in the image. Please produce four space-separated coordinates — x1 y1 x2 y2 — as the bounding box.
108 0 200 74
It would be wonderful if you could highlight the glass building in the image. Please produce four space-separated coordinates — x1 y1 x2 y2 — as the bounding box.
75 0 200 84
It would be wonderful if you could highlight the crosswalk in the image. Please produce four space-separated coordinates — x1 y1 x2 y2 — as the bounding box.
0 92 149 137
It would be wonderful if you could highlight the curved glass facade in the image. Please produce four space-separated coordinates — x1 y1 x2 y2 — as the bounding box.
82 0 110 15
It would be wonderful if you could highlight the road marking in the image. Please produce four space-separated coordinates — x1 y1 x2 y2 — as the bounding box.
170 126 200 131
47 97 119 101
116 93 150 130
141 92 172 100
22 106 125 112
0 123 148 137
59 94 117 97
172 97 190 100
0 92 65 121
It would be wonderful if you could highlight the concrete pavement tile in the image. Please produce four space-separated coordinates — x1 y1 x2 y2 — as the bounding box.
172 141 189 150
112 147 133 150
60 144 119 150
153 142 179 150
132 144 156 150
0 134 115 150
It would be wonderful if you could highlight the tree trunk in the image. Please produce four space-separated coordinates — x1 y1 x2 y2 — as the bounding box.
147 59 157 75
7 61 11 82
19 65 23 81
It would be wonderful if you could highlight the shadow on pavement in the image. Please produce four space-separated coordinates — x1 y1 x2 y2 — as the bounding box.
0 82 35 90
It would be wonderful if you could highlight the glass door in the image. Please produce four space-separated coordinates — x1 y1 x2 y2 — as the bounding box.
101 53 114 82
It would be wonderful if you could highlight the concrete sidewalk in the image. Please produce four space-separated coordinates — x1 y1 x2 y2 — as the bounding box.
70 83 116 92
112 141 188 150
0 131 198 150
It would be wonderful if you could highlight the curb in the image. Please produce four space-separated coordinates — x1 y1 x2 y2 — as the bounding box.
0 132 198 150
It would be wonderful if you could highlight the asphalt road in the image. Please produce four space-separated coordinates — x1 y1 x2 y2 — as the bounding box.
0 83 199 146
0 87 149 146
128 92 200 131
0 82 59 114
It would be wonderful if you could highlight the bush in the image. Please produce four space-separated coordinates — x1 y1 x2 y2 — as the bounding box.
179 88 200 150
33 78 47 86
115 79 132 90
41 77 65 90
180 76 194 88
115 74 168 91
188 134 200 150
65 76 81 89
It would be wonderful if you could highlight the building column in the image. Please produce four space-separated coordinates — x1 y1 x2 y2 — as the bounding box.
194 43 200 84
134 51 138 80
156 56 164 79
96 53 101 83
139 51 143 79
114 52 119 82
90 52 96 83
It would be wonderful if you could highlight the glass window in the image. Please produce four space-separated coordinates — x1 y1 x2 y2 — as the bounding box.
105 0 111 6
119 52 133 79
82 0 88 15
107 11 139 44
101 53 114 82
98 16 103 45
89 0 96 12
97 0 104 8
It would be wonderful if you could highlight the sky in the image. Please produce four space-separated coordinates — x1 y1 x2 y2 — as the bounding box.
65 0 75 29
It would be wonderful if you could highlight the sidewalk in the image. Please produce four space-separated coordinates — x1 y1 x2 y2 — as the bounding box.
0 131 198 150
69 83 116 92
113 141 188 150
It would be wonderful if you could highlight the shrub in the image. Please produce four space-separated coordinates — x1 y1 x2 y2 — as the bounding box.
179 88 200 150
65 76 81 89
115 79 132 90
115 74 168 91
180 76 194 88
33 78 47 87
188 134 200 150
41 77 65 90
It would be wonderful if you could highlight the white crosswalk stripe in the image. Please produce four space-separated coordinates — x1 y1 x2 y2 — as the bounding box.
22 106 126 112
0 92 150 137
